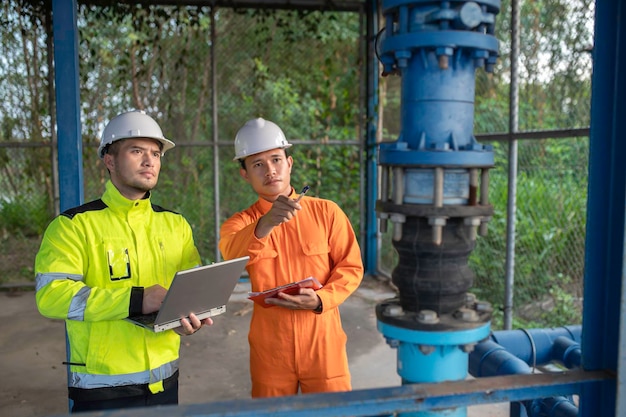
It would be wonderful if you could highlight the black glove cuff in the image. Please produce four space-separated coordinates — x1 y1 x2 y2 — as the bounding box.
129 286 144 317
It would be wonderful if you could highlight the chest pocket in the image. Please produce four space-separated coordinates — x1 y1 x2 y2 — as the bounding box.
106 247 131 281
299 224 333 276
96 238 134 285
295 215 329 258
301 241 330 257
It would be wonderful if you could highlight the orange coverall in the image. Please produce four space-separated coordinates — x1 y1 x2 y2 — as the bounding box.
219 190 364 397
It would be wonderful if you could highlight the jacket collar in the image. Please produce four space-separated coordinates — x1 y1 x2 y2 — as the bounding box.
101 180 152 213
255 187 297 213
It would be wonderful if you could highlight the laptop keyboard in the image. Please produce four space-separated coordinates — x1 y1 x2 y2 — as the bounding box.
129 312 158 326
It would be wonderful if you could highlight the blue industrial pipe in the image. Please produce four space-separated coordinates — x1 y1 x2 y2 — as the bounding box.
469 340 531 377
469 338 578 417
488 326 582 367
375 2 501 416
529 396 578 417
469 326 582 417
379 320 491 383
551 337 581 369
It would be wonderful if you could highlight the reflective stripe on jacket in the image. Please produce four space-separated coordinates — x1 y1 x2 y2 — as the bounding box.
35 180 201 392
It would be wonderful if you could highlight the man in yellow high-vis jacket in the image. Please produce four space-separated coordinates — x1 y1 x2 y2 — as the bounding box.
35 110 212 413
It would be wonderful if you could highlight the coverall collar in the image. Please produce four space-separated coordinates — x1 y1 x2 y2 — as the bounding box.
255 186 297 213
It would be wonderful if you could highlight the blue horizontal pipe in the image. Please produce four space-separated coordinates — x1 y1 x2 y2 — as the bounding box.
530 396 578 417
469 338 579 417
469 340 531 377
489 326 581 367
552 336 582 369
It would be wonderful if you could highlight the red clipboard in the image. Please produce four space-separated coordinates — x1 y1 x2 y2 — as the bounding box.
248 277 323 308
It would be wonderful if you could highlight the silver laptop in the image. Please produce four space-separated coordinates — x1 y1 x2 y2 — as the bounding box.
126 256 249 332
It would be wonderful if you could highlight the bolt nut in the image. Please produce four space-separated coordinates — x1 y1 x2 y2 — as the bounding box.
419 345 436 355
416 309 439 324
461 343 476 353
479 222 489 236
384 304 404 317
428 217 447 226
465 293 477 305
389 213 406 224
386 338 400 348
475 301 493 313
464 217 481 227
438 54 449 70
454 307 479 322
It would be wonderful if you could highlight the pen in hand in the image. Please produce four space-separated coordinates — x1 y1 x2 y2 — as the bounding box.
295 185 310 203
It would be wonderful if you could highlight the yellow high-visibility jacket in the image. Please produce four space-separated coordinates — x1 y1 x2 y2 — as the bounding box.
35 180 201 396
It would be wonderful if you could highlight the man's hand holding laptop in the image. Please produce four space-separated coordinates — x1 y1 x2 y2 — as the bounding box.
143 284 214 336
174 312 213 336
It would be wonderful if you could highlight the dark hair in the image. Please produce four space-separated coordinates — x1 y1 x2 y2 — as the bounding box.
103 141 121 157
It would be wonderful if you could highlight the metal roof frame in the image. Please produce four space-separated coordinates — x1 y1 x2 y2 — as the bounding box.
78 0 365 12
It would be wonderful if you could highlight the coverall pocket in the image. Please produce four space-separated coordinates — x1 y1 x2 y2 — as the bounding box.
300 242 331 276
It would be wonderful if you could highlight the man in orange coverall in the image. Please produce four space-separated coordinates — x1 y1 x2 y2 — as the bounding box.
219 118 364 398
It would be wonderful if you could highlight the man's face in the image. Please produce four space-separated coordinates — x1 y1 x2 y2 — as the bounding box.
240 148 293 202
104 138 162 200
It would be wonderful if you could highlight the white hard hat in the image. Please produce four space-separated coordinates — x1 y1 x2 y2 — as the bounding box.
98 110 175 158
233 118 292 161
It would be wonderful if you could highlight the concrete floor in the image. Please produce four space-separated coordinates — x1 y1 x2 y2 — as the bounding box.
0 278 509 417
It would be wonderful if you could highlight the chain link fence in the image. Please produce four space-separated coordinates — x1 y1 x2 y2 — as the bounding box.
1 0 593 329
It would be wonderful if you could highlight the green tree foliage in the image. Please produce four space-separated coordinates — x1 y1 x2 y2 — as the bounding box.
491 0 593 130
1 0 593 329
470 138 588 329
0 1 55 232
